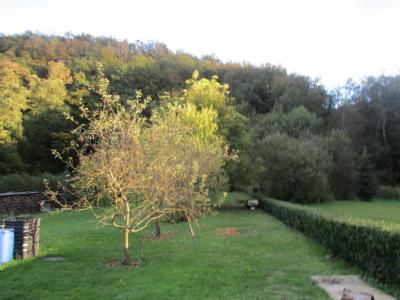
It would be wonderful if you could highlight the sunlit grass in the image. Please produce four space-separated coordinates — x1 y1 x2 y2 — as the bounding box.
1 197 395 299
309 199 400 224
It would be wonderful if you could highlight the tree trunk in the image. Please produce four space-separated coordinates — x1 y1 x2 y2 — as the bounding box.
122 201 130 265
154 219 161 240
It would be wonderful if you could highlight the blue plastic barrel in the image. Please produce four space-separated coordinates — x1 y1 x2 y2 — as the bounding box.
0 229 14 264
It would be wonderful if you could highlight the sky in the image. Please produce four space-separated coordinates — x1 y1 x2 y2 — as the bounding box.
1 0 400 89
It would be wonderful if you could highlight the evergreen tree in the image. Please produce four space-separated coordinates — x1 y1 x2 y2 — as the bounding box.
357 149 378 201
325 130 356 199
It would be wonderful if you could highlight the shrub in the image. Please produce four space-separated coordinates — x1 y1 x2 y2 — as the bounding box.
256 133 332 203
258 196 400 286
378 185 400 200
0 172 64 192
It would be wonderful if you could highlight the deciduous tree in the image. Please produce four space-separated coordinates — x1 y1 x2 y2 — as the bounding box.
49 66 230 263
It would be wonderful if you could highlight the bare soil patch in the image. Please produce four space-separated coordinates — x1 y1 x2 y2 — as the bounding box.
216 227 240 237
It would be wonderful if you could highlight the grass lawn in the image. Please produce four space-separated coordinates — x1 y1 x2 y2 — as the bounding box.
0 197 394 299
309 199 400 224
221 191 251 207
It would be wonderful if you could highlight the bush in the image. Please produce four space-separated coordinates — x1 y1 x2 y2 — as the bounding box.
0 172 64 192
378 185 400 200
258 196 400 286
256 133 332 203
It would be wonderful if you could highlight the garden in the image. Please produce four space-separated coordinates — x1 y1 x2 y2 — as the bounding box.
1 193 399 299
1 33 400 300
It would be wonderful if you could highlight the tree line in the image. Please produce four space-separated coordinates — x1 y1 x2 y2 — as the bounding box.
1 32 399 202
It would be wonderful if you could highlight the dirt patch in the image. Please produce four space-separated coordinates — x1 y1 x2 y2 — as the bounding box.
105 259 140 268
217 227 240 237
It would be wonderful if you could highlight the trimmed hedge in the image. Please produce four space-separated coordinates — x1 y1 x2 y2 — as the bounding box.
258 196 400 286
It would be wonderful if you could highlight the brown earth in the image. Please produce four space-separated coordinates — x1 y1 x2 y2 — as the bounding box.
217 227 240 237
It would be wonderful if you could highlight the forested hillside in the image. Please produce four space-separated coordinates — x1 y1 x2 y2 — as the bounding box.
1 32 399 201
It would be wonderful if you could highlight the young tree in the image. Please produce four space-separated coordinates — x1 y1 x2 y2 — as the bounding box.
144 103 229 239
162 71 248 191
49 66 229 264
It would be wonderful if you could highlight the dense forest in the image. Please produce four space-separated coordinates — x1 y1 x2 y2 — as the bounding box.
1 32 399 202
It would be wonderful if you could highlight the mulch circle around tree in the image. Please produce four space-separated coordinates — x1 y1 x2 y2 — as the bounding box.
216 227 240 237
105 260 140 268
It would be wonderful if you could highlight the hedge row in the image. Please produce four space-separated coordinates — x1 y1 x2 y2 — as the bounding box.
257 196 400 286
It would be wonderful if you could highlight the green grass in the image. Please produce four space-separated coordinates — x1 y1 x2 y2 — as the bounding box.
0 204 392 299
221 191 251 207
309 199 400 224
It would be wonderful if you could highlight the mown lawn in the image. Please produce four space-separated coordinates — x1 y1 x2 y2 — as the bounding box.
0 200 376 300
309 199 400 224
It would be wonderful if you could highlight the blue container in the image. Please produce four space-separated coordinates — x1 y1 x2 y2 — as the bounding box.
0 229 14 264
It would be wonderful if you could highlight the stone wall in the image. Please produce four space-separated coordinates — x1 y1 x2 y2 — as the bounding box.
0 192 45 215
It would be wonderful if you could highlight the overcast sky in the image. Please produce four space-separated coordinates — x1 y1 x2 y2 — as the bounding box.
1 0 400 89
